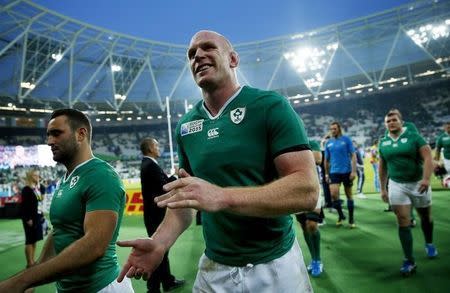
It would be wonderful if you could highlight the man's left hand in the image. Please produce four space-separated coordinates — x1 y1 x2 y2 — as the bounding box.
156 168 228 212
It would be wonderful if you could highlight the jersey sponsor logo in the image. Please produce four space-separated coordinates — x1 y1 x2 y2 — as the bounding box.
381 141 392 146
230 107 246 124
400 138 408 143
180 119 204 136
70 176 79 188
207 128 219 139
393 143 398 148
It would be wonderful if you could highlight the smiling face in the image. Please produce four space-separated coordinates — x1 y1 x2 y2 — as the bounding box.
187 31 238 90
46 115 79 165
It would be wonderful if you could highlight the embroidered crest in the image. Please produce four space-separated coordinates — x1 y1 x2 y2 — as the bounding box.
70 176 79 189
400 138 408 143
230 107 246 124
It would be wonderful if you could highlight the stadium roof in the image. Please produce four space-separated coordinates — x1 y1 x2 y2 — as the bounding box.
0 0 449 119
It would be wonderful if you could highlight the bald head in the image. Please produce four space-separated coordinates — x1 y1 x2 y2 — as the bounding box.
189 30 234 51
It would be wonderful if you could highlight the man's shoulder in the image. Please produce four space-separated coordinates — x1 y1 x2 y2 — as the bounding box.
241 85 286 104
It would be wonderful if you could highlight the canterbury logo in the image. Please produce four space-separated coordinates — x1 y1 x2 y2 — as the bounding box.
207 128 219 139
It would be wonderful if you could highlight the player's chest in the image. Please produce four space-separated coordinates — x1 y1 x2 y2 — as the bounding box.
381 138 415 156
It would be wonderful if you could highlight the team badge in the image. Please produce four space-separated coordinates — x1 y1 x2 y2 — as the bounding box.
70 176 79 189
180 119 204 136
382 141 392 146
400 138 408 143
230 107 246 124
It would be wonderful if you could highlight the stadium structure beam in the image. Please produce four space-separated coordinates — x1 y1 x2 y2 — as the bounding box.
20 28 86 102
145 57 164 110
377 27 402 84
314 43 339 97
266 55 284 90
165 62 189 111
117 57 149 110
400 26 448 72
0 28 27 59
72 54 110 105
340 43 376 85
0 0 21 13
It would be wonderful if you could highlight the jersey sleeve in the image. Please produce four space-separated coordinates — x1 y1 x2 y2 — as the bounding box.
309 140 321 152
85 167 124 213
436 135 442 150
346 136 355 154
265 95 309 158
414 133 428 149
324 143 330 161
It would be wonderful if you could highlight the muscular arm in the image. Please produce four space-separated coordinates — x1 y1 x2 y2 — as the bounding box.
434 145 441 161
379 157 388 194
415 145 433 194
8 210 118 289
313 150 322 166
36 231 56 264
159 150 319 218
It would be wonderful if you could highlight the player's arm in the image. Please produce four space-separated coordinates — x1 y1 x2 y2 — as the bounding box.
324 149 330 182
434 141 441 161
379 156 388 202
36 231 56 264
418 144 433 193
0 210 117 291
117 207 193 282
158 149 319 217
350 152 357 180
313 150 322 166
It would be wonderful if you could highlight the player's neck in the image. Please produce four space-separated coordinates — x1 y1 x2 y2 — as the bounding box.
65 148 94 174
202 82 240 116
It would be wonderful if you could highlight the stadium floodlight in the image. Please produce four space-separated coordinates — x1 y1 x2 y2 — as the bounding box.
408 20 449 45
51 52 63 62
293 100 300 104
20 82 36 89
335 93 341 97
284 42 338 89
106 118 111 122
127 117 132 121
7 103 13 107
116 117 122 121
114 94 126 100
147 116 153 119
111 64 122 72
305 98 310 103
96 118 101 122
157 115 163 119
324 95 330 99
137 117 142 120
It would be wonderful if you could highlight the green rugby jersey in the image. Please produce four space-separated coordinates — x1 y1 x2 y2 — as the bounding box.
309 139 321 152
379 130 427 183
50 157 125 292
436 132 450 160
176 85 309 266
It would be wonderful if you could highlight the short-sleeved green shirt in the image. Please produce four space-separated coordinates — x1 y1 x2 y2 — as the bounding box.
436 132 450 160
176 85 309 266
309 140 321 152
379 130 427 183
50 158 125 292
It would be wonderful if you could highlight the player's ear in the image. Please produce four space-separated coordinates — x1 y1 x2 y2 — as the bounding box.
76 127 88 142
230 51 239 68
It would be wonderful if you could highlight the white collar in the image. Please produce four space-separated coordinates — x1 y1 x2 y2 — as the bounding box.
388 127 406 142
63 157 95 182
202 86 243 120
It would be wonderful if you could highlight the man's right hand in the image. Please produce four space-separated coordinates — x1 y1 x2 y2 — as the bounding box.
116 238 165 282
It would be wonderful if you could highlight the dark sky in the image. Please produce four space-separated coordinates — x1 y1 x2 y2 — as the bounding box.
33 0 415 45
